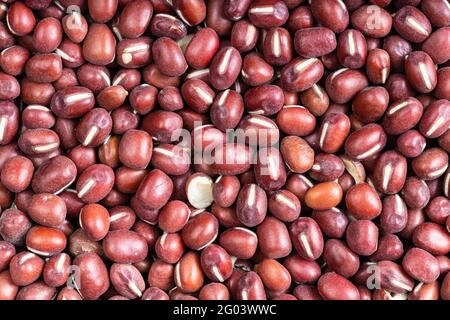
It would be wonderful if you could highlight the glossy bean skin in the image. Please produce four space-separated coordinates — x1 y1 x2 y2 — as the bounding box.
200 244 233 282
281 58 324 92
110 263 146 299
15 281 56 300
152 37 187 77
325 69 369 104
370 234 404 262
366 49 390 84
318 113 351 153
289 217 324 261
412 148 448 181
175 251 204 293
219 227 258 259
7 2 36 36
397 130 427 158
373 151 408 194
419 100 450 139
103 230 148 263
117 0 153 38
79 204 110 241
351 5 392 38
300 84 330 117
421 0 450 27
0 46 30 76
230 19 258 53
401 177 430 209
182 212 219 250
380 195 408 234
135 169 173 210
318 272 360 300
150 14 186 41
185 27 220 69
422 27 450 65
310 0 349 33
82 24 116 66
257 216 292 259
25 53 62 83
405 51 437 94
73 253 110 300
51 87 95 119
412 223 450 256
211 143 252 176
305 182 343 211
76 109 112 147
248 0 289 28
337 29 367 69
213 176 240 208
393 6 432 43
402 248 440 283
235 271 267 300
276 106 316 137
26 226 67 257
280 136 314 174
352 87 389 123
262 27 293 66
268 189 301 223
346 220 379 256
345 124 387 161
236 184 267 227
323 239 360 278
244 85 284 116
0 102 19 145
142 111 183 143
118 130 152 170
33 17 63 53
0 242 15 272
76 164 115 203
0 0 450 302
9 251 45 286
1 156 34 193
27 193 66 227
312 208 349 239
0 271 19 300
256 259 291 292
254 147 287 191
0 209 33 246
209 47 242 90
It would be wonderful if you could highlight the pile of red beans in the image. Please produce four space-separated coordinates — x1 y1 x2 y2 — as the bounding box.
0 0 449 301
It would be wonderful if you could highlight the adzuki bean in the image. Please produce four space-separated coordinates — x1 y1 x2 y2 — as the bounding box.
0 0 448 302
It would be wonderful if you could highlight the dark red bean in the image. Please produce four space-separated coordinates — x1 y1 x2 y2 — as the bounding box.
209 47 242 90
7 2 36 36
294 27 337 59
393 6 432 43
248 0 289 28
73 253 110 300
0 0 449 302
185 27 219 69
310 0 349 33
117 0 153 38
318 272 360 300
281 57 324 92
402 247 440 283
82 24 116 66
152 37 187 77
405 51 437 94
103 230 148 263
346 220 379 256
